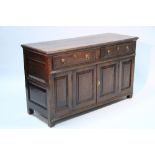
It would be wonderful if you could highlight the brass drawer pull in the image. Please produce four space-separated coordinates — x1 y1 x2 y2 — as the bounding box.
61 58 65 64
97 81 100 87
73 54 77 58
85 54 90 60
126 45 129 50
107 50 111 54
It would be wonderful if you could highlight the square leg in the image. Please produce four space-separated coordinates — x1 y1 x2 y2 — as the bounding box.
28 108 34 114
127 94 133 98
48 120 55 127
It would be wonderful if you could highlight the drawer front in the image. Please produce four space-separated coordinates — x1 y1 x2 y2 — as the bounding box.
100 42 136 59
101 45 117 59
53 49 99 69
118 42 136 56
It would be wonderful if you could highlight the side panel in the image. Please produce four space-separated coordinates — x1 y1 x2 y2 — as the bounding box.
23 49 49 118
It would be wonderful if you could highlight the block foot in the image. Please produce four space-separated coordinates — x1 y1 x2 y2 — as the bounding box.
48 121 55 127
127 94 133 98
28 108 34 114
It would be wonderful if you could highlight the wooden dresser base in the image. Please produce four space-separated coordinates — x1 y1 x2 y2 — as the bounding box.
22 33 138 127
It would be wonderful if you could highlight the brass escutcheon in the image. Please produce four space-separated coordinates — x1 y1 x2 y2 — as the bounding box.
85 54 90 60
107 50 111 54
126 45 129 50
61 58 65 64
97 81 100 87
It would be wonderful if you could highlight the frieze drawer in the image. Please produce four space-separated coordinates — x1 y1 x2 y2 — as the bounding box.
53 48 99 69
101 41 136 59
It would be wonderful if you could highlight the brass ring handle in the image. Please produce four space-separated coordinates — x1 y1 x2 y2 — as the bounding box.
85 54 90 60
61 58 65 64
107 50 111 54
126 45 129 50
73 54 77 58
97 81 100 87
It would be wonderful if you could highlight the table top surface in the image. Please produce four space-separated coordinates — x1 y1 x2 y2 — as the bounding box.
21 33 138 54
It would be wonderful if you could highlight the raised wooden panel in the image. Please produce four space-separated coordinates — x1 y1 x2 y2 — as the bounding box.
28 83 47 109
52 72 72 118
55 76 68 108
78 70 93 102
24 50 47 83
101 65 115 95
97 61 119 103
73 66 96 109
119 57 134 95
121 60 132 90
28 60 46 82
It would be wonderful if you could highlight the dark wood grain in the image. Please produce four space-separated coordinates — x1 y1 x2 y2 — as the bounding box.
119 57 135 96
22 33 138 127
21 33 138 54
52 71 72 119
73 65 97 110
97 61 119 104
52 48 99 70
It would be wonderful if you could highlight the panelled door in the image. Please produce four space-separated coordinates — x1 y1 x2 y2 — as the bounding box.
97 61 119 104
119 57 135 95
52 57 134 117
52 71 72 118
73 65 97 110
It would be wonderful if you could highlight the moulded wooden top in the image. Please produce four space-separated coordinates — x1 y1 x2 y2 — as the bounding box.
21 33 138 54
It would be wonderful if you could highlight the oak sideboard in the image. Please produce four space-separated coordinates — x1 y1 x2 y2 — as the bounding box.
22 33 139 127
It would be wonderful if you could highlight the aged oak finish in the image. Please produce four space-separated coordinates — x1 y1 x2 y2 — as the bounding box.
22 33 138 127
